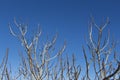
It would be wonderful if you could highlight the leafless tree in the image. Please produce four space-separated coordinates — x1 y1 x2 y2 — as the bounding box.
82 17 120 80
6 17 120 80
9 19 66 80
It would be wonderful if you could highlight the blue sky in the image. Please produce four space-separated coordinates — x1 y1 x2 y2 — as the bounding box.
0 0 120 77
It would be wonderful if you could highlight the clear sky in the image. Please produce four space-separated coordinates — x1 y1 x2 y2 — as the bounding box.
0 0 120 77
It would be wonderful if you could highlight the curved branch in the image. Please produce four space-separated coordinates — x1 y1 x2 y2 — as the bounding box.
103 63 120 80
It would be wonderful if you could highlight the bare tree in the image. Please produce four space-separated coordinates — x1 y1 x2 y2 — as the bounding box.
9 19 66 80
82 17 120 80
8 18 82 80
7 17 120 80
